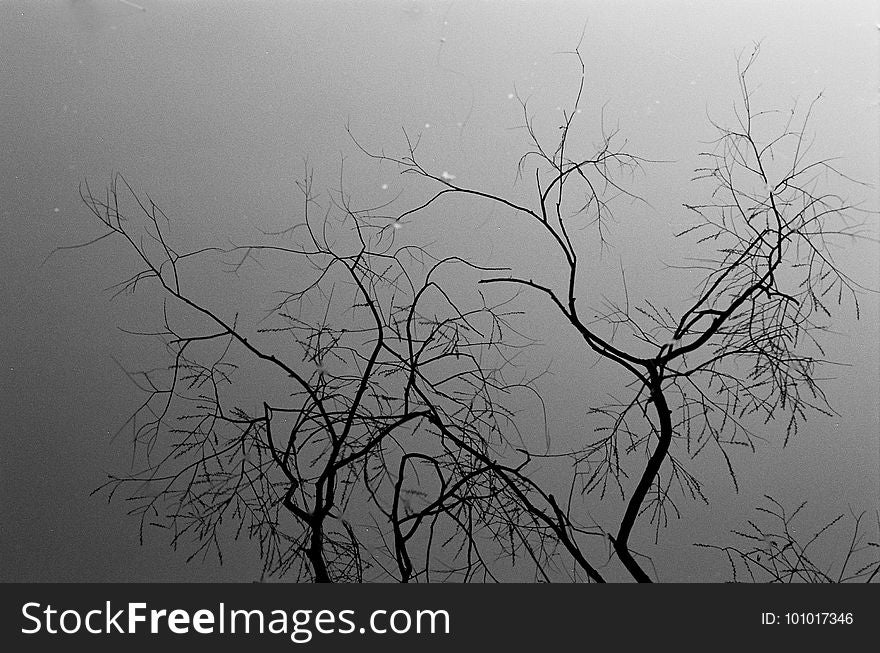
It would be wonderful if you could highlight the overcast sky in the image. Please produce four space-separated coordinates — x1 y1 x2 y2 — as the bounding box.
1 0 877 582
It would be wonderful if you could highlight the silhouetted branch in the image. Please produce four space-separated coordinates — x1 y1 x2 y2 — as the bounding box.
77 162 608 582
696 496 880 582
352 42 871 581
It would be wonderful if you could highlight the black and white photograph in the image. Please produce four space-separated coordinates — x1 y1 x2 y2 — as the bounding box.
2 0 878 646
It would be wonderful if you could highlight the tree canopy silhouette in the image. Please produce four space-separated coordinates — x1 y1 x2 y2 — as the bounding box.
72 43 877 582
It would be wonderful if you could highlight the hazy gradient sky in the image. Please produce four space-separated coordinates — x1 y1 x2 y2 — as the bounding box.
1 0 877 581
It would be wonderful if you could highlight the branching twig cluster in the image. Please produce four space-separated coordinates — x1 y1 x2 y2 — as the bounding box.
71 40 874 582
348 42 872 581
76 164 608 581
696 496 880 582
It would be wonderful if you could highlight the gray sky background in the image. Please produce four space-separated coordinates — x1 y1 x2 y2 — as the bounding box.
1 0 877 581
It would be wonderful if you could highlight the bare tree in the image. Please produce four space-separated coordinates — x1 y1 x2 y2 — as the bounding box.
351 42 875 581
70 41 876 582
73 162 612 582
